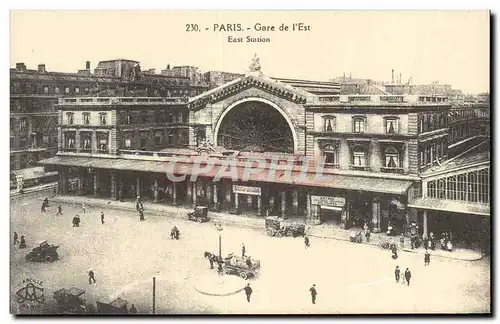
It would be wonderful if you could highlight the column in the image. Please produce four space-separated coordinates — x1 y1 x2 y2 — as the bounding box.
269 196 275 212
153 178 159 203
91 130 97 154
292 188 299 215
118 177 124 201
187 179 193 201
93 171 98 197
423 210 428 238
257 195 262 216
213 183 219 206
306 192 312 219
192 182 197 206
371 196 381 233
78 171 84 196
225 183 232 204
172 182 177 206
247 195 253 208
281 191 287 219
234 192 240 210
110 171 117 200
206 181 213 205
136 176 141 198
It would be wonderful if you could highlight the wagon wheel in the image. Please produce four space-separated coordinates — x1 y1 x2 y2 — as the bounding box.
276 231 284 238
197 218 203 223
239 272 248 280
25 254 31 261
224 268 232 275
286 230 294 237
265 228 275 236
44 255 53 262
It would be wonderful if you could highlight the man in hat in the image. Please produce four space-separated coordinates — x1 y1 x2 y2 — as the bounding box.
304 235 310 249
101 212 105 225
244 283 253 302
129 304 137 313
56 205 63 216
394 265 401 283
13 232 19 245
424 250 431 266
88 270 96 285
404 268 412 286
241 243 246 258
309 284 317 304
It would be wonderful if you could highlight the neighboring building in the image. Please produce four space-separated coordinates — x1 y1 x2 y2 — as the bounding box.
10 60 211 172
204 71 243 88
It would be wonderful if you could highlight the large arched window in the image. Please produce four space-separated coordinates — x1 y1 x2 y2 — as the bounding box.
384 147 400 168
427 180 436 198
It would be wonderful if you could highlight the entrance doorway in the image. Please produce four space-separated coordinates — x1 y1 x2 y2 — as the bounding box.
320 206 343 224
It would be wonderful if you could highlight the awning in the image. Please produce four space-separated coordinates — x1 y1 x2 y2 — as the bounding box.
408 197 490 216
320 206 343 212
40 156 414 195
11 166 58 180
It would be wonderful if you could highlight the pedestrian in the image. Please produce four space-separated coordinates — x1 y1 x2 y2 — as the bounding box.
13 232 19 245
56 205 63 216
400 235 405 248
139 208 145 221
101 212 105 225
309 284 317 304
19 235 26 249
246 257 253 269
404 268 411 286
241 243 246 258
244 283 253 302
394 265 400 283
44 197 49 207
41 201 46 212
304 235 310 248
129 304 137 313
82 203 86 214
365 230 371 242
424 250 430 266
88 270 96 285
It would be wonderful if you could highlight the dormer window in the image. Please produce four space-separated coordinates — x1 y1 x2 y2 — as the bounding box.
83 112 90 125
323 116 336 132
384 117 399 134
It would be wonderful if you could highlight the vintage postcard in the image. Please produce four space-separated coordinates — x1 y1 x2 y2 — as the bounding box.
9 10 490 315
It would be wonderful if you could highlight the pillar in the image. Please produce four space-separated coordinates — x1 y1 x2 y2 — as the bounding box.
234 192 240 210
213 183 219 205
247 195 253 208
292 188 299 215
93 171 98 197
423 210 428 238
281 191 286 219
269 196 275 212
110 171 117 200
206 181 213 205
257 195 262 216
225 183 232 204
78 171 84 196
136 176 141 198
153 178 158 203
372 196 381 233
91 130 97 154
118 177 123 201
187 179 192 201
306 192 311 219
192 182 197 206
172 182 177 206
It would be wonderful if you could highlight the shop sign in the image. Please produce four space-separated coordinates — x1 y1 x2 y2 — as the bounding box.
233 185 261 196
311 195 346 207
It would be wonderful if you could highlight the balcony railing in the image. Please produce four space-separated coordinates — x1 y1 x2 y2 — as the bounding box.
380 167 405 174
312 95 449 105
349 165 370 171
323 163 340 169
58 97 189 106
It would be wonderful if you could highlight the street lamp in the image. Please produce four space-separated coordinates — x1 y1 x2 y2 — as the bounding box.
215 221 223 261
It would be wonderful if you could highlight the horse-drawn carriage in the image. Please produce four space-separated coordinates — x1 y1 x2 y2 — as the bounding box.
25 240 59 262
53 287 95 314
187 206 209 223
96 297 130 314
265 216 306 237
223 253 260 280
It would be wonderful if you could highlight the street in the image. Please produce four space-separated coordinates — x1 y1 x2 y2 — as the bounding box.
10 193 491 314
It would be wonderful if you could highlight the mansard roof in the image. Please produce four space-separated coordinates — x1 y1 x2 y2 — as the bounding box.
188 74 316 110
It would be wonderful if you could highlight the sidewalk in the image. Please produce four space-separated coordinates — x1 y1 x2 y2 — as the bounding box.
47 195 265 230
307 224 484 262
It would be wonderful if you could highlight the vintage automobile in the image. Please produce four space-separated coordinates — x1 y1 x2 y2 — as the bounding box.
25 240 59 262
53 287 95 314
223 253 260 280
96 297 129 314
187 206 210 223
265 216 306 237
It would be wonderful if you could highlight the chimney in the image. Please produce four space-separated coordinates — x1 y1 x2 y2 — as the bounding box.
16 63 26 72
38 64 46 73
399 73 402 84
367 79 372 86
86 61 90 70
149 68 156 74
391 69 395 83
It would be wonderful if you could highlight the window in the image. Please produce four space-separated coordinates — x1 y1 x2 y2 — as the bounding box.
75 87 80 94
44 86 49 94
140 113 148 124
353 117 365 133
140 132 148 148
167 113 173 123
323 116 335 132
124 139 132 149
10 137 14 148
126 114 132 125
155 131 163 145
99 113 107 126
82 138 91 150
67 112 74 125
66 135 75 149
385 118 398 134
10 119 14 131
20 119 27 131
54 87 60 94
352 146 366 166
384 147 400 168
99 139 108 151
323 144 337 167
83 113 90 125
65 86 70 94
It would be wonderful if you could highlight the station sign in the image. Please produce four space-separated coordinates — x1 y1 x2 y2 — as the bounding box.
311 195 346 207
233 185 262 196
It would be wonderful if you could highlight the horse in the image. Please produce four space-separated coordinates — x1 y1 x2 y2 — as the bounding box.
204 251 219 269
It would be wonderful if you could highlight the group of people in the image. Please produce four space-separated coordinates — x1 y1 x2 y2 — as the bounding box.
170 226 180 240
394 266 412 286
13 232 26 249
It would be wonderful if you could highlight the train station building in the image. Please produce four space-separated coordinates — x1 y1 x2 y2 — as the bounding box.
39 67 490 247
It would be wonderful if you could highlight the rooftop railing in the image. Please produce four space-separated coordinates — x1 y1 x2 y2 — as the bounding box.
58 97 189 105
311 94 449 105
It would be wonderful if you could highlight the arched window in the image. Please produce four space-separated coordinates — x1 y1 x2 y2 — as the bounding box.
323 116 335 132
437 179 446 199
323 144 337 167
427 180 436 198
384 147 400 168
352 145 366 167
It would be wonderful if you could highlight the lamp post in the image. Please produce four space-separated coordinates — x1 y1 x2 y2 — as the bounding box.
215 221 223 261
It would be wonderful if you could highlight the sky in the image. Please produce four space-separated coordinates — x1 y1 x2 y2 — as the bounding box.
9 10 490 93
